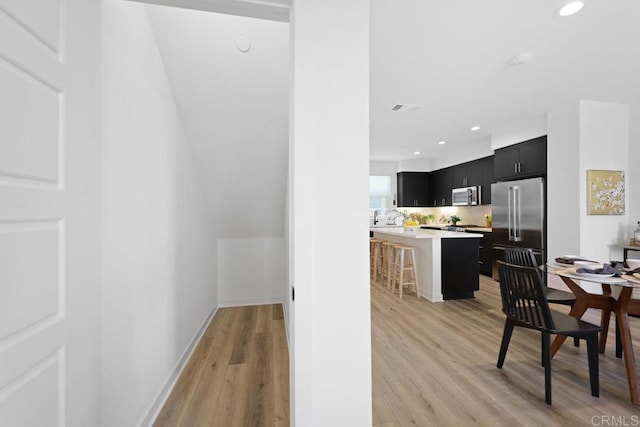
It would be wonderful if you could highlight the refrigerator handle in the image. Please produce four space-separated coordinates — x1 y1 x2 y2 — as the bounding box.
508 186 514 241
513 186 522 242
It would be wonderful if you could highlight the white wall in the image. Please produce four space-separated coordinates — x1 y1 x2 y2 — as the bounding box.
547 102 581 259
629 103 640 229
396 158 431 172
218 237 285 306
578 101 629 261
101 1 217 425
429 140 493 171
146 6 289 307
291 0 372 425
491 114 547 150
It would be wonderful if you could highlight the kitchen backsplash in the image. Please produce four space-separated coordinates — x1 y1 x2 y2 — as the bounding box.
389 205 493 226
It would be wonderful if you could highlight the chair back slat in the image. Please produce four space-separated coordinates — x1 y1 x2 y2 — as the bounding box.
497 261 555 330
505 247 538 268
505 247 546 283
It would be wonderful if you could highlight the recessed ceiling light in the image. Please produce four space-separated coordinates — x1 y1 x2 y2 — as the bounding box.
413 151 421 155
557 1 584 17
471 126 480 131
438 141 446 145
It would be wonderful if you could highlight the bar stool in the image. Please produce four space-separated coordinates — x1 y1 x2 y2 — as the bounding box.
381 242 395 287
370 239 383 284
391 244 419 299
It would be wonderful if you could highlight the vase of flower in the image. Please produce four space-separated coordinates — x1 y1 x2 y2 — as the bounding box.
449 215 461 226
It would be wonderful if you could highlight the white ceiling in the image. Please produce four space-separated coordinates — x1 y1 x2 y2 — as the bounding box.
146 5 290 238
142 0 640 205
134 0 290 21
370 0 640 162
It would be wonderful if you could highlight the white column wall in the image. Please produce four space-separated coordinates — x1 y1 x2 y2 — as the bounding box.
547 102 581 259
101 1 218 425
628 104 640 231
290 0 372 425
578 101 629 261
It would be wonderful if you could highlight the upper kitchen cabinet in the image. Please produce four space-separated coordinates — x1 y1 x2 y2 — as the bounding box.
397 172 430 207
429 168 453 207
494 136 547 181
480 156 494 205
451 160 482 188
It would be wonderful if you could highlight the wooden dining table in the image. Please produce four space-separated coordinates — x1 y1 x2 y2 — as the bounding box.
545 264 640 406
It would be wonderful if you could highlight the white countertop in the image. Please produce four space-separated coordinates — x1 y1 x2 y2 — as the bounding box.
420 224 492 233
372 227 483 239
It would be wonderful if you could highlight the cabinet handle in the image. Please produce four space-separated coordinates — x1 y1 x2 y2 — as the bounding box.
442 198 446 205
514 163 517 174
518 162 522 173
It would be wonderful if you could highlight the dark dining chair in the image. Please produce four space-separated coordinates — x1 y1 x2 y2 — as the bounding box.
504 247 580 347
496 261 601 404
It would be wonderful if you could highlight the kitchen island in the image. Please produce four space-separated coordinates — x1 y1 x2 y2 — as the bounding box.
372 227 482 301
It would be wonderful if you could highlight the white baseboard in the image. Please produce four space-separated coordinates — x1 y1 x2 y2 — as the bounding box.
137 303 219 427
219 295 283 307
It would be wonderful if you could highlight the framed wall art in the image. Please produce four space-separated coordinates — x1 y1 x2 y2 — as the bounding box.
586 169 625 215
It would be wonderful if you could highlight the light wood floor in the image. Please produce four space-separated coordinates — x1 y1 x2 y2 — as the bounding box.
153 278 639 427
154 304 289 427
372 275 640 426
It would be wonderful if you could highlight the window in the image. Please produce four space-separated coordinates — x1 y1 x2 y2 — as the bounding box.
369 175 392 216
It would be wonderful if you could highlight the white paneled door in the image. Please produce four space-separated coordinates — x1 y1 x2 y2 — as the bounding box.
0 1 100 426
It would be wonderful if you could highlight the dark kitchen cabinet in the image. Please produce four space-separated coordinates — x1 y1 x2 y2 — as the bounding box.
471 230 493 277
452 160 482 188
429 168 453 207
441 237 480 299
480 155 494 205
397 172 430 207
494 136 547 181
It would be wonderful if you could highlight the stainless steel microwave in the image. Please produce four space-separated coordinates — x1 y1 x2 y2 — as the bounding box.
452 186 481 206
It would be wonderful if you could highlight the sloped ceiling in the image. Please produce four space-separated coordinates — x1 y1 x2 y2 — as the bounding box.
135 0 290 22
146 4 289 238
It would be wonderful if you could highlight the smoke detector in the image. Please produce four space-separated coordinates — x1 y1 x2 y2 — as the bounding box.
391 104 421 112
507 51 534 66
236 36 251 53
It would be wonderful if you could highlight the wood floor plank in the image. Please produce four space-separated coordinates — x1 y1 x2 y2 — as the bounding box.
256 304 273 334
371 275 640 426
273 304 284 320
244 332 274 426
154 304 289 426
273 319 290 427
210 363 251 426
178 345 234 427
229 306 259 365
153 334 213 426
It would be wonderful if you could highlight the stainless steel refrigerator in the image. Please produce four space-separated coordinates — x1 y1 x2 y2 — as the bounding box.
491 177 545 279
